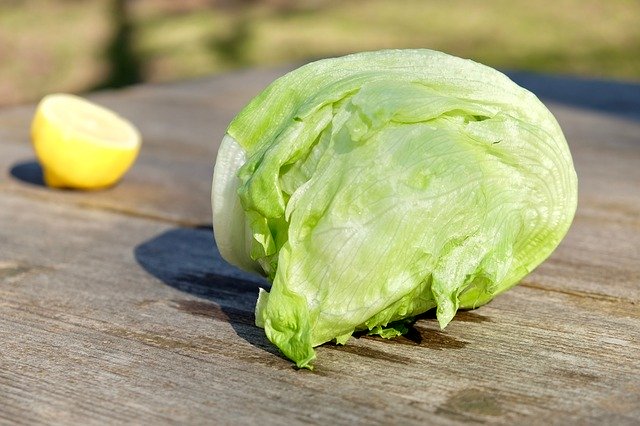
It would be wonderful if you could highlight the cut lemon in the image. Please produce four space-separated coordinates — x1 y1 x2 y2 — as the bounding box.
31 93 142 189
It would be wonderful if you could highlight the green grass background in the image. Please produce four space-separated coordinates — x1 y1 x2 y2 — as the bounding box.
1 0 638 106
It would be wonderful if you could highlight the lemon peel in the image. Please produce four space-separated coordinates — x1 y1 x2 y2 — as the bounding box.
31 93 141 189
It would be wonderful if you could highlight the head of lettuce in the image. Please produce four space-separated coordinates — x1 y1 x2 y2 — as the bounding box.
211 49 577 369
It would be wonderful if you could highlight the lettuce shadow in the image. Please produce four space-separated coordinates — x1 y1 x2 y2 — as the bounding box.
134 226 276 354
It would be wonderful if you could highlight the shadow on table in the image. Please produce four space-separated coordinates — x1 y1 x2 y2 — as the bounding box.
134 226 481 364
134 226 280 356
10 160 45 186
506 71 640 122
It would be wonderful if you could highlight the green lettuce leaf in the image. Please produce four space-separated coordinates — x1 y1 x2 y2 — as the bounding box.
212 49 577 368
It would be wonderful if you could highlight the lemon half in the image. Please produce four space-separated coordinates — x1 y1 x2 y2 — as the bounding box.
31 93 141 189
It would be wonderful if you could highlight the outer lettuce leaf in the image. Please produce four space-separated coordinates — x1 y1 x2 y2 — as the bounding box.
212 49 577 368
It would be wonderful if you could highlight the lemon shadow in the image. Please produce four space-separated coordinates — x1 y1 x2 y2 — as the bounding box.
10 160 45 187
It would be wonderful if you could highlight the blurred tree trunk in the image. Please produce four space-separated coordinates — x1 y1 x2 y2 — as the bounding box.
96 0 143 89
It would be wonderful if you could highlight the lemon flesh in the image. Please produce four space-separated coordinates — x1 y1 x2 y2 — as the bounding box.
31 93 141 189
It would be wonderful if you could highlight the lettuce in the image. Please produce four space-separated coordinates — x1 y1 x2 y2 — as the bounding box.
211 49 577 368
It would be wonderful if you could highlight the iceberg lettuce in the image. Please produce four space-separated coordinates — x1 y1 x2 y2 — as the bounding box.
212 49 577 368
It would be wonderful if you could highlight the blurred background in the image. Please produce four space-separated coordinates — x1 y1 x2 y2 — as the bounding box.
1 0 638 107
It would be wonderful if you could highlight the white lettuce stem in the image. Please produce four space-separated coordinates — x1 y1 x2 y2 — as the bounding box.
211 134 261 274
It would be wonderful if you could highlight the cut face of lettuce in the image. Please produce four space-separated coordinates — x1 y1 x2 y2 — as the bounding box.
211 49 578 368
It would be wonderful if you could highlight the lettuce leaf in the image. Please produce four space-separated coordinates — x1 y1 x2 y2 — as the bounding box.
212 49 577 368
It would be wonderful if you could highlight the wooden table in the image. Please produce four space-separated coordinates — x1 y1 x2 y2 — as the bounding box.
1 68 639 425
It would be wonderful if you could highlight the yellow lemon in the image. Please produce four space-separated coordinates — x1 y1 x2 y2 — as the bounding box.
31 93 141 189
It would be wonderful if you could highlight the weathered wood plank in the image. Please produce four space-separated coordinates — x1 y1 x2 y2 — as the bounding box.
1 192 638 425
1 69 639 424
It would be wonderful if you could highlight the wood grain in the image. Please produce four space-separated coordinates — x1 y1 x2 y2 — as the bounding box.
1 69 639 425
